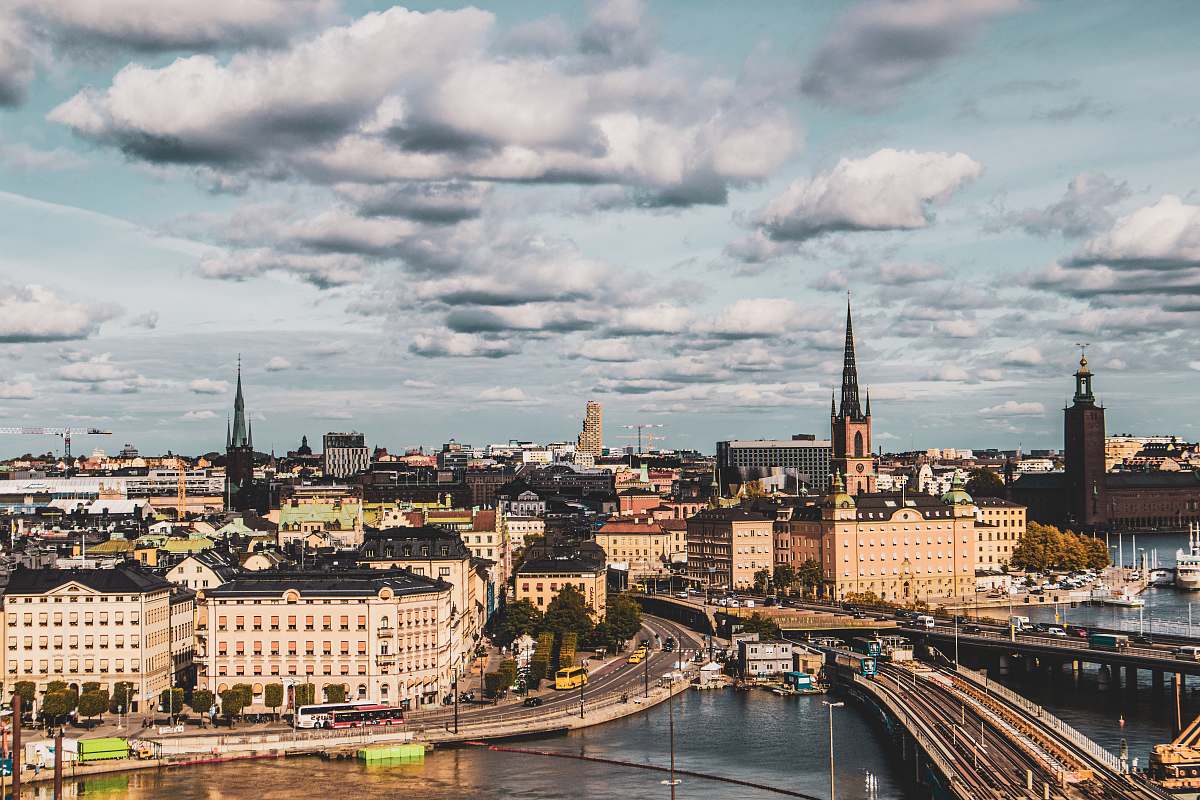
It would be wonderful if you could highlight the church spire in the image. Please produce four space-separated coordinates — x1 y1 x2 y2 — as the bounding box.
865 387 871 417
838 294 863 420
230 354 249 448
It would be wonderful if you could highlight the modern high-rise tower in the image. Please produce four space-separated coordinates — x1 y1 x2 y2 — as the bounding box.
1064 351 1106 527
831 299 876 495
577 400 603 458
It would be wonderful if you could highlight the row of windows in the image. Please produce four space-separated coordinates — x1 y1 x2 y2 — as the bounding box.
9 612 141 626
10 636 140 650
11 659 140 674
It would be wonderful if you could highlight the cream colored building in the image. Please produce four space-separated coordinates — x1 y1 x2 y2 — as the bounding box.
358 526 485 669
595 515 675 579
686 508 774 590
973 497 1026 571
196 569 454 710
499 511 544 551
275 485 364 548
515 555 607 618
3 566 176 711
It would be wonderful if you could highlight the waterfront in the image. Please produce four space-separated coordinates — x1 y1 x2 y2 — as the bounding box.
32 690 911 800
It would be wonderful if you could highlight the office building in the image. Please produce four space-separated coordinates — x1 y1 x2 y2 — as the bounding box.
323 432 369 479
686 508 774 590
716 435 832 494
576 401 603 458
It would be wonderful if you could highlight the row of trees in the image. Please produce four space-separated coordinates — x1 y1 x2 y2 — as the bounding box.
1010 522 1109 572
14 680 138 727
492 586 643 653
753 560 824 595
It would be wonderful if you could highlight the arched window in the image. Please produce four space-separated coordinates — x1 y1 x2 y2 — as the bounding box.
854 431 864 458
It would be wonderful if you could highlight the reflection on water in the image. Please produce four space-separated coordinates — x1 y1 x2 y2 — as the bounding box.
48 691 912 800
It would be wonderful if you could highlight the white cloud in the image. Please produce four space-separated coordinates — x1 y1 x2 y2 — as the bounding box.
1000 172 1130 238
264 356 292 371
1073 195 1200 268
608 304 694 336
409 332 519 359
181 409 218 421
705 298 812 339
0 140 87 171
1002 346 1043 366
127 310 158 330
748 148 982 244
978 400 1045 416
478 386 543 405
801 0 1022 111
570 339 638 362
977 368 1004 381
935 319 979 338
0 12 35 107
926 365 970 381
48 4 796 205
55 353 130 383
0 380 34 399
189 378 229 394
0 284 117 342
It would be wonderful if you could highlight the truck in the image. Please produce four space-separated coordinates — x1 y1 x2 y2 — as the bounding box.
1008 615 1031 630
1088 632 1130 650
77 738 129 763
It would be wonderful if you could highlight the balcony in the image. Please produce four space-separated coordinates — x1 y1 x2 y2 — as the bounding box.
377 627 395 638
375 653 397 665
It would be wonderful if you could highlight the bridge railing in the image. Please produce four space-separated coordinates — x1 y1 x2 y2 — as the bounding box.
848 672 966 797
952 664 1124 774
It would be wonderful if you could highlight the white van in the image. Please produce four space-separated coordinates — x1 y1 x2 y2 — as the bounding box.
1008 615 1031 631
915 615 935 629
1176 645 1200 661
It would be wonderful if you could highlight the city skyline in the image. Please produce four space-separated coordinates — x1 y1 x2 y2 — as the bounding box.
4 1 1200 455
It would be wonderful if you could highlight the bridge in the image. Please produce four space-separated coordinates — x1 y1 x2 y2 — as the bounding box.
632 593 895 638
829 654 1172 799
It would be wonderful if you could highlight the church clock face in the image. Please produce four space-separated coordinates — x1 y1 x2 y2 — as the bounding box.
856 463 865 473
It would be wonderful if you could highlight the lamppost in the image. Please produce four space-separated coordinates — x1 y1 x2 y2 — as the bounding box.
824 700 844 800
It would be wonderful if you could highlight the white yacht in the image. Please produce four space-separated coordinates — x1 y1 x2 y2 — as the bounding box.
1176 523 1200 591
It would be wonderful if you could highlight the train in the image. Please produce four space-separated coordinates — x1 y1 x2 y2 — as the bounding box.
833 650 878 677
850 637 882 657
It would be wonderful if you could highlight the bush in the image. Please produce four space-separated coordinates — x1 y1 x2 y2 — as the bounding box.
324 684 346 703
295 683 316 707
528 655 549 688
498 659 518 690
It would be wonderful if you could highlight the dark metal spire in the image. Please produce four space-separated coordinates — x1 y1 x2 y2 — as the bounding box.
838 296 863 420
230 354 249 448
865 387 871 417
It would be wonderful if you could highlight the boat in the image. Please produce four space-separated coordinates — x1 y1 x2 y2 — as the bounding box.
1177 523 1200 591
1089 587 1146 607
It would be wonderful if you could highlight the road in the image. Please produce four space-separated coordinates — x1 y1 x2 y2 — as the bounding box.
407 614 706 732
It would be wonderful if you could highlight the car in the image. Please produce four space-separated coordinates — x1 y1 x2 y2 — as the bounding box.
964 624 982 634
1046 627 1067 638
874 615 891 622
523 697 543 707
852 611 867 619
663 639 676 652
1070 627 1089 638
1134 634 1153 645
1030 623 1050 633
676 592 689 599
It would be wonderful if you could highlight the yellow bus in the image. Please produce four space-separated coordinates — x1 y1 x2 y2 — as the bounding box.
554 665 589 690
627 648 647 665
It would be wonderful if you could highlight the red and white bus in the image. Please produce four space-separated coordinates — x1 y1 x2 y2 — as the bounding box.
295 700 376 729
327 704 405 729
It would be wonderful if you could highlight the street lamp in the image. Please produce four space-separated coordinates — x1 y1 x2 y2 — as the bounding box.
824 701 844 800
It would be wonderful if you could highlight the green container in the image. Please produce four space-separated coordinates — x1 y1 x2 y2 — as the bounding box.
78 738 129 762
356 743 424 764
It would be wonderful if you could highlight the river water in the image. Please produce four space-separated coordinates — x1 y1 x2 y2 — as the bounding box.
34 532 1200 800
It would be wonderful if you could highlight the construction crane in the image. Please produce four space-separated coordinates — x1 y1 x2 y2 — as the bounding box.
0 427 112 459
620 423 666 454
172 455 188 521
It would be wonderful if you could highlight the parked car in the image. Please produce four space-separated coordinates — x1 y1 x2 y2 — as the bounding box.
1046 627 1068 638
523 697 543 707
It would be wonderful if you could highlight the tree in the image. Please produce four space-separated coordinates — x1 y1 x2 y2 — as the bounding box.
773 564 797 593
82 682 100 695
264 684 284 720
14 681 35 712
324 684 346 703
219 689 246 727
78 691 107 726
603 594 643 644
540 584 594 640
797 559 823 596
528 655 549 689
294 683 316 708
492 600 543 649
753 568 771 594
41 691 71 725
965 468 1006 498
498 659 518 691
189 689 214 725
1010 522 1108 572
110 682 135 715
738 612 780 639
160 688 184 722
483 672 504 698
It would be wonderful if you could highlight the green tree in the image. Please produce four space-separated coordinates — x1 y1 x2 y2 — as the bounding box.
738 612 780 639
603 594 643 644
492 599 543 649
797 559 823 596
219 689 246 728
295 683 317 707
264 684 284 720
528 655 549 688
78 690 107 726
772 564 797 592
540 584 594 640
41 691 71 725
82 682 100 695
752 568 771 594
45 680 67 694
13 681 35 711
483 672 504 697
160 688 185 722
110 682 135 715
324 684 346 703
189 689 214 725
965 468 1006 498
498 659 518 691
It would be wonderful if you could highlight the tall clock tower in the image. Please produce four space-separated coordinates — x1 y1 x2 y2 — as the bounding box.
831 299 876 495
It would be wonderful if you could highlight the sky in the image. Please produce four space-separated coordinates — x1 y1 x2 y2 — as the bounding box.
2 0 1200 459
